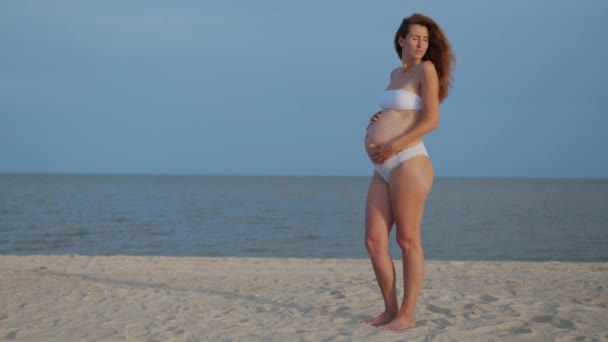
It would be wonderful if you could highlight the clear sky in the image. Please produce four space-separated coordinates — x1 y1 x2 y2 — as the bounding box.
1 1 607 178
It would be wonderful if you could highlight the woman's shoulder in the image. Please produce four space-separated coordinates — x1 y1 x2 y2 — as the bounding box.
420 61 437 74
417 61 438 82
389 66 401 80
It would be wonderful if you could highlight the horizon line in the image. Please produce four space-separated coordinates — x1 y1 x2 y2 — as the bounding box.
1 172 606 181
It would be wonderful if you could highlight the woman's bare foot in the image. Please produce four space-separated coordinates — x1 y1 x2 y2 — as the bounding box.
381 315 416 331
362 311 397 326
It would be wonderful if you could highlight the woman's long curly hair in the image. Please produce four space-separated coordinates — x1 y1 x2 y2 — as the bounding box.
394 13 455 102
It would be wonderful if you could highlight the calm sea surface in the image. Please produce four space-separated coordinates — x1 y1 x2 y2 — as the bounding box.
1 174 606 261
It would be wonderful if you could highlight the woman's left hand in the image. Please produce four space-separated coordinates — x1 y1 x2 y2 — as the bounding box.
366 111 382 129
367 142 395 164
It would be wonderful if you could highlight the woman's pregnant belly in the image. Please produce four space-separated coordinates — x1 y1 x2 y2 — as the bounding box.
365 109 418 147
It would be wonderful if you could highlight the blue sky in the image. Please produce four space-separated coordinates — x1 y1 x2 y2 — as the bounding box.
1 1 607 178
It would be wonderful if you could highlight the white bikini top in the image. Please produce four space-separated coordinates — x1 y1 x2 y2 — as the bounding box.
379 89 423 110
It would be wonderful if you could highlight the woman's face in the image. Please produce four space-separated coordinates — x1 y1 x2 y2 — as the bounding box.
400 24 429 61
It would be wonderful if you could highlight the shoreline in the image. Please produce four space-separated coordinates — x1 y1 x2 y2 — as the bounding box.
1 255 606 341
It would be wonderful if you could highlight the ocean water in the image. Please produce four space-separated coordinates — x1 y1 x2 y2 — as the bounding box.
0 174 607 261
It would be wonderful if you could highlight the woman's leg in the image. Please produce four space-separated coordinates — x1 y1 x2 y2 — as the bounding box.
383 156 434 331
362 172 398 326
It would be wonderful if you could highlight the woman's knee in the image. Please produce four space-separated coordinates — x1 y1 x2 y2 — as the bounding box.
365 233 388 257
395 231 421 255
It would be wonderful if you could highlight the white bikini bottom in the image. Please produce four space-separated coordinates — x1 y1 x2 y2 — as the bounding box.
374 142 429 182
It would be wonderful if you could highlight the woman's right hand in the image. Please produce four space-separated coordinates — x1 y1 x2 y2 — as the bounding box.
367 142 396 164
366 111 382 129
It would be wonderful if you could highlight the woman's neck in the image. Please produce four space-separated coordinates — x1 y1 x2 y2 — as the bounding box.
401 58 422 71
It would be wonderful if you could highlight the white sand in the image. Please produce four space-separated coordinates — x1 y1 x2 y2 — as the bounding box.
1 255 606 341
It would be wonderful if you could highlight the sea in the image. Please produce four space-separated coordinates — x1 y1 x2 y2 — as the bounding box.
1 174 607 261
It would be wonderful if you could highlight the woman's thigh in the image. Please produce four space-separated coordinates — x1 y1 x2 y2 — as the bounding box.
389 156 434 238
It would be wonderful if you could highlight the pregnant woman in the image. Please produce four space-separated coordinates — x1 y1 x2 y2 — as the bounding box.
363 13 455 331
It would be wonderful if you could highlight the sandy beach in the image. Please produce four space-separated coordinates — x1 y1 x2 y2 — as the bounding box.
1 255 606 341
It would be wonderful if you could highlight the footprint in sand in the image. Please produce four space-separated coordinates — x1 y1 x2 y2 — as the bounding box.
510 326 533 335
330 289 347 299
426 304 454 318
430 318 451 330
480 294 499 303
499 304 521 317
480 313 497 320
530 315 576 330
5 330 18 340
